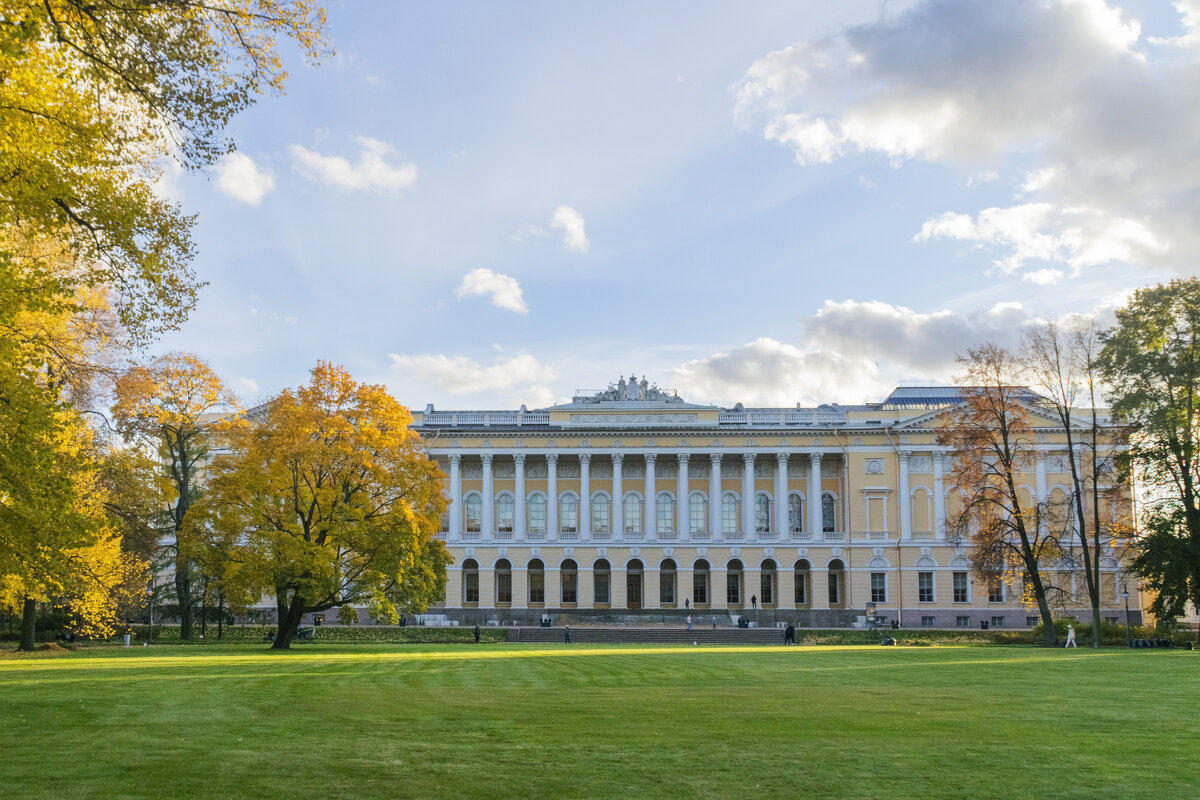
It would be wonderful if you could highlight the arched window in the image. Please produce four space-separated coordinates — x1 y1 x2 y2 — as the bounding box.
462 558 479 604
560 493 578 533
592 493 610 533
497 493 515 533
788 494 803 533
495 558 512 604
465 493 482 533
659 558 677 605
760 558 777 606
795 559 811 605
693 559 710 606
727 559 744 605
594 558 611 605
755 493 770 533
561 559 578 604
689 492 707 534
822 493 836 533
624 493 642 534
722 493 739 534
626 558 643 609
657 491 674 532
528 558 545 603
828 558 845 606
528 494 546 534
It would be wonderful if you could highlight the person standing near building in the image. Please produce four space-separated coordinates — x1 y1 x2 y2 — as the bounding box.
564 624 572 644
686 615 692 632
1065 624 1077 648
473 624 481 644
711 616 717 629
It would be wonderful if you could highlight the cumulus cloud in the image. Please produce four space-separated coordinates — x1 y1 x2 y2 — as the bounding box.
455 268 528 314
390 352 555 396
551 205 589 252
737 0 1200 276
216 152 276 206
289 136 417 194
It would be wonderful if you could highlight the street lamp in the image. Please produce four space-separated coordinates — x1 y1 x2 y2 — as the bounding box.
1122 587 1131 647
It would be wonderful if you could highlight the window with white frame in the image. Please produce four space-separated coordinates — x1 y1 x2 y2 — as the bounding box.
870 572 886 603
956 615 970 628
953 571 968 603
921 616 936 627
788 494 803 532
822 493 836 532
496 493 514 533
657 492 674 532
988 578 1005 603
624 494 642 533
560 494 578 533
918 571 935 603
465 493 482 533
722 493 739 534
528 494 546 533
755 494 770 532
689 493 707 533
592 494 610 533
594 560 611 604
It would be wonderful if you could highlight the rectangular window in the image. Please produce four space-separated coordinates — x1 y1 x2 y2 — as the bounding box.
991 615 1005 628
593 499 609 533
761 573 773 605
496 573 512 604
689 497 706 533
657 499 673 533
956 615 970 628
727 573 740 605
870 572 887 603
953 572 968 603
562 573 577 604
828 572 841 605
660 572 675 605
560 499 577 533
624 499 641 534
918 571 935 603
693 572 707 605
921 616 936 627
755 499 770 533
497 501 514 533
439 512 449 533
988 578 1005 603
529 572 545 604
1106 616 1118 626
795 572 807 605
594 572 610 605
528 500 546 534
722 497 738 534
465 573 479 603
1026 616 1039 627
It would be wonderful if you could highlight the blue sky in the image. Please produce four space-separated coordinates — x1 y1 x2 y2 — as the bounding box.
156 0 1194 410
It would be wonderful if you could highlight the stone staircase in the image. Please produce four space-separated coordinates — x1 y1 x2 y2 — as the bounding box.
510 626 789 645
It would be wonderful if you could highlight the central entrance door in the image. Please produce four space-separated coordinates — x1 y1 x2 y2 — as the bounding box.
626 559 643 610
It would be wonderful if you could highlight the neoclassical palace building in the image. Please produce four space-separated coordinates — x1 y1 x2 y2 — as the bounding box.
415 377 1142 628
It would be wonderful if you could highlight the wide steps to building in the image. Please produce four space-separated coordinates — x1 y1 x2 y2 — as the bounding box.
510 626 789 644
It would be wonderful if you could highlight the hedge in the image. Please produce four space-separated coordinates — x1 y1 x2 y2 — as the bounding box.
122 624 509 644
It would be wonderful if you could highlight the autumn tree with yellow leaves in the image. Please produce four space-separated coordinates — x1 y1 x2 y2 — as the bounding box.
193 364 450 649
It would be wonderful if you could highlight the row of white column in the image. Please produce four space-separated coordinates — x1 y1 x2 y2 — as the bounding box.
446 451 833 540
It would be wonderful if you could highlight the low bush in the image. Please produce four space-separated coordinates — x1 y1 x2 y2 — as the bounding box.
121 624 509 645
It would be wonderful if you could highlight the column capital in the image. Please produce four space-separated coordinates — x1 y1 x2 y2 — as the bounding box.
677 453 690 465
898 449 910 463
743 452 756 465
546 453 558 466
776 451 789 465
514 452 526 465
1034 450 1047 462
645 452 657 465
932 450 945 465
710 453 722 465
809 451 822 465
480 453 493 464
449 453 461 464
580 452 591 466
612 453 624 465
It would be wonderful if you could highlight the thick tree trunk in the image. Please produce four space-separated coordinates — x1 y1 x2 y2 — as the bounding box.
175 558 192 640
18 597 37 652
271 594 306 650
1091 601 1102 648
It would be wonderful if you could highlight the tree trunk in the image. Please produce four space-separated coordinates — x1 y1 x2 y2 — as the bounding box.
271 594 306 650
18 597 37 652
175 558 192 640
1091 600 1102 649
217 593 224 640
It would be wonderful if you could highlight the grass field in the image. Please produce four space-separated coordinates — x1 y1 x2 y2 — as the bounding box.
1 643 1197 799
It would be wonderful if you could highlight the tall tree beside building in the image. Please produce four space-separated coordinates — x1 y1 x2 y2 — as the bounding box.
113 354 240 640
940 344 1062 645
193 363 450 649
1098 279 1200 640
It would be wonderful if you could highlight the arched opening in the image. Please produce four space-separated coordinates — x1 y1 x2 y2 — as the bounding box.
593 558 611 606
462 558 479 604
464 493 482 533
623 494 642 534
828 558 845 608
788 494 803 534
495 558 512 604
528 494 547 534
692 559 710 607
659 558 677 606
528 558 545 605
760 558 777 607
657 491 675 533
726 558 744 607
626 558 643 610
722 492 739 534
822 493 836 533
794 559 811 606
689 492 707 534
497 493 515 534
560 493 578 534
755 494 770 533
560 558 578 605
592 493 611 534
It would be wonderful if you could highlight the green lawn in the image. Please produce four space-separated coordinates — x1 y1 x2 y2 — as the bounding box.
1 643 1196 799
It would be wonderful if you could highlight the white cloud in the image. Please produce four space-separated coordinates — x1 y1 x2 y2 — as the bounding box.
1022 268 1066 285
216 152 276 206
289 136 417 194
551 205 589 252
234 377 260 396
389 352 555 395
737 0 1200 274
455 268 528 314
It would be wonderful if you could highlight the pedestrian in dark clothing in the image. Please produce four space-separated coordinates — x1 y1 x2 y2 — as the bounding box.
711 616 717 629
785 623 796 645
565 625 572 644
473 624 481 643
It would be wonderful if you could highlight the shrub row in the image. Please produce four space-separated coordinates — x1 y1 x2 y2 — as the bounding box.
122 624 509 644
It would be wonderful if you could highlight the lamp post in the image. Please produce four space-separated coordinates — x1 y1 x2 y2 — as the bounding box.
148 579 155 645
1122 587 1131 647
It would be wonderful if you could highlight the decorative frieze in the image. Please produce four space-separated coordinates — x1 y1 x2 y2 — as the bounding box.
864 458 884 474
909 456 932 474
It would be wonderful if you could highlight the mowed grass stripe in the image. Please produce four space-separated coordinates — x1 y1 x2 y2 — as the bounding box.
1 644 1196 799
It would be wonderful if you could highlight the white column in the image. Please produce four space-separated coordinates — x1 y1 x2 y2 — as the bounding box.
449 454 462 540
547 454 558 540
645 453 657 539
932 451 946 541
612 453 624 540
808 452 822 537
774 453 788 536
580 454 591 538
677 454 689 540
514 453 526 537
1035 451 1048 535
709 453 722 536
481 453 494 540
742 452 755 537
898 450 912 541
